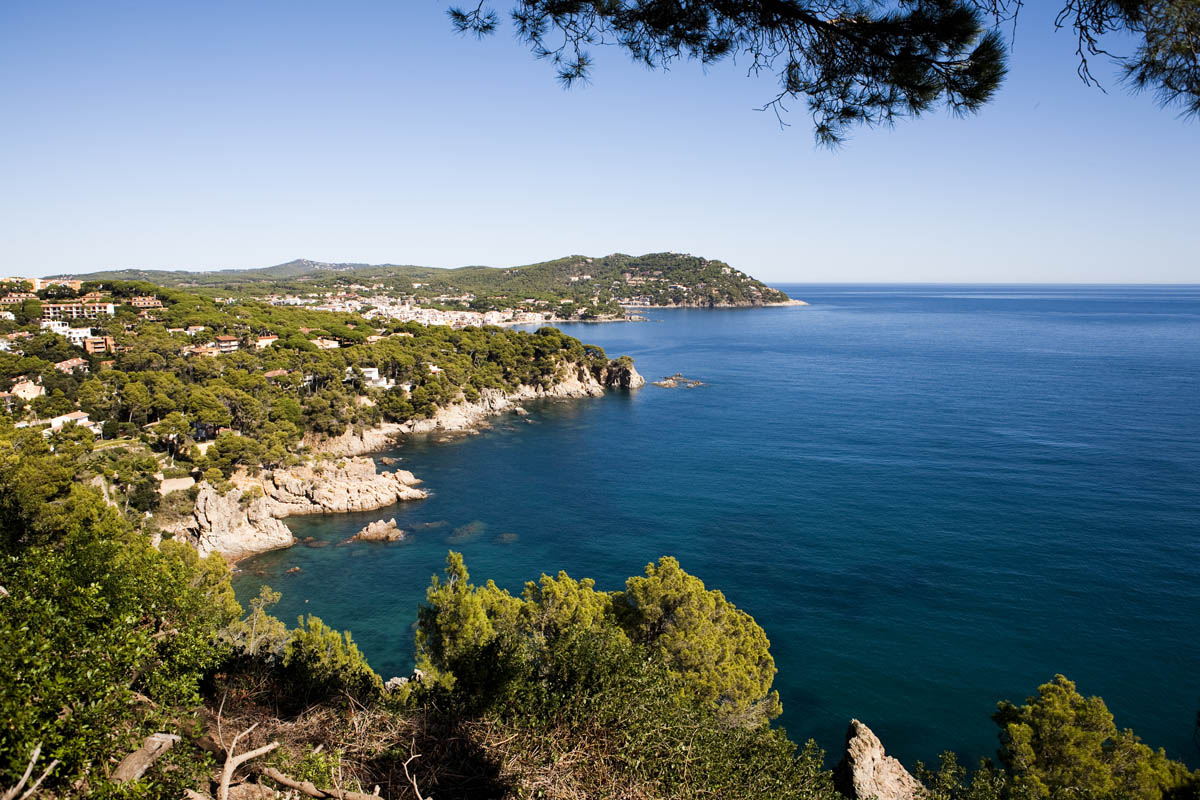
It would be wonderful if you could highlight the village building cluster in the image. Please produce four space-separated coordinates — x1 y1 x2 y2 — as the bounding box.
0 278 544 441
260 290 555 328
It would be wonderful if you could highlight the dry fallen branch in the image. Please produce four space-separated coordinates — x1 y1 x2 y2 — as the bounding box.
218 724 279 800
259 767 382 800
110 733 180 783
1 743 61 800
402 744 430 800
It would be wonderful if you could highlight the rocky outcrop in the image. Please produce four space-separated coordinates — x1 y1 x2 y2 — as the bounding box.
310 359 643 454
186 483 296 560
652 373 703 389
260 458 425 516
598 357 646 390
835 719 923 800
303 422 408 458
171 458 427 560
351 518 405 542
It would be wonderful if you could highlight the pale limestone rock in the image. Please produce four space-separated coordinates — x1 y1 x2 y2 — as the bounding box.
315 359 642 445
835 719 924 800
351 518 405 542
302 421 407 458
600 360 646 389
173 458 427 560
187 483 295 559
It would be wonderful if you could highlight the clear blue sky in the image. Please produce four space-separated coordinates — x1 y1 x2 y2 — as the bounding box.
1 1 1196 282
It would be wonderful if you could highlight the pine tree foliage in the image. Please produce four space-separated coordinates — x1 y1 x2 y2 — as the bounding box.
448 0 1199 141
450 0 1007 144
993 675 1197 800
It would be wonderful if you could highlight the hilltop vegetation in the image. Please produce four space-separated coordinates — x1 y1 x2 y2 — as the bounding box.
0 279 624 485
60 252 793 318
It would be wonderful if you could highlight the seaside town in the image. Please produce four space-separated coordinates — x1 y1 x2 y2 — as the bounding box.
0 254 793 461
261 287 560 327
0 273 609 446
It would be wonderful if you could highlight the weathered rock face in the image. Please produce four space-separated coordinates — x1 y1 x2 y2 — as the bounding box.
262 458 426 516
186 483 296 560
173 458 427 560
394 363 615 437
351 518 405 542
835 719 924 800
303 422 407 458
313 359 643 453
599 358 646 390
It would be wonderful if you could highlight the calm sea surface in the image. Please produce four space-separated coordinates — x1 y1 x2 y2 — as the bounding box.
235 284 1200 768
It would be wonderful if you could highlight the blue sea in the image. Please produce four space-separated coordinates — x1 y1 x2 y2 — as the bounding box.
234 284 1200 769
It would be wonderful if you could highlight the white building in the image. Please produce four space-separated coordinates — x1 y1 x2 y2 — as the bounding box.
11 380 44 400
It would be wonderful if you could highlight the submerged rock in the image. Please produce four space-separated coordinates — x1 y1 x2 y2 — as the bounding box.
835 719 923 800
448 520 486 543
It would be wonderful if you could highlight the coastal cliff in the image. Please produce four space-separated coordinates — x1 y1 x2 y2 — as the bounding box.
312 358 644 457
170 457 427 559
173 359 642 557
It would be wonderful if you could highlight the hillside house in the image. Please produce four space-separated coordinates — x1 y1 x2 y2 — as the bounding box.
11 380 44 400
54 357 89 375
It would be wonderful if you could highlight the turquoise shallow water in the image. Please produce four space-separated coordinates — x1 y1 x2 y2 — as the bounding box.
235 284 1200 768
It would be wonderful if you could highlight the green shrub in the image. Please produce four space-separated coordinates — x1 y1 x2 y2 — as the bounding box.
281 615 383 707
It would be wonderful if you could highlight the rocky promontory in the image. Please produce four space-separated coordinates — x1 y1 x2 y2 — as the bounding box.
170 457 427 560
312 358 644 456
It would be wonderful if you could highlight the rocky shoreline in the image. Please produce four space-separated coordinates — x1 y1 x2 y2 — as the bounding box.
166 457 427 561
173 359 644 560
309 359 644 458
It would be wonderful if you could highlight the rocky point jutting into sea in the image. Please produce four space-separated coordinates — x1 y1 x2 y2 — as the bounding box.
307 358 645 457
171 359 645 559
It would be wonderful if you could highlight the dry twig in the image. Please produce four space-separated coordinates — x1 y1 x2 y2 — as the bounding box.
218 723 279 800
1 744 60 800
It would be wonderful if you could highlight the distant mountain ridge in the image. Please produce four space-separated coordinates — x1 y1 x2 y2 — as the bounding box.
52 257 416 284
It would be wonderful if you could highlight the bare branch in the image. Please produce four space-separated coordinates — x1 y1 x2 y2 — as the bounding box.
259 767 383 800
0 744 60 800
217 724 279 800
402 741 430 800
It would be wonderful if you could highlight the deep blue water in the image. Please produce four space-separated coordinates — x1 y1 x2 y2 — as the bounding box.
234 284 1200 769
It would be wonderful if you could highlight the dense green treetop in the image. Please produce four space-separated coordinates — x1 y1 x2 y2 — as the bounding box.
417 551 782 724
992 675 1196 800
